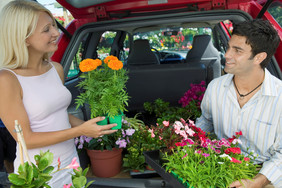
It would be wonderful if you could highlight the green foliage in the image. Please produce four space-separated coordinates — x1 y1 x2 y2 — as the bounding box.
9 151 54 188
122 116 162 171
70 167 94 188
9 151 93 188
164 146 258 188
144 98 201 125
76 60 129 118
268 6 282 26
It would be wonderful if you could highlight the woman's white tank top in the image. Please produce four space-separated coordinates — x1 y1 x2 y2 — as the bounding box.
3 64 76 172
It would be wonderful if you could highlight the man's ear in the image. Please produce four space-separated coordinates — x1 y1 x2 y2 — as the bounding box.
254 52 267 65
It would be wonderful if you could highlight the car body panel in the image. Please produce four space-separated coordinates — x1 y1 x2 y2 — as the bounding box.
53 0 282 71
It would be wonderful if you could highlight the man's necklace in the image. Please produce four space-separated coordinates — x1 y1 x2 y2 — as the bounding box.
233 78 263 100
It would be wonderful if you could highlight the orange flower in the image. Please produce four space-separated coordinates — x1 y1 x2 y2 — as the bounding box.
79 58 99 72
108 60 123 70
104 55 118 64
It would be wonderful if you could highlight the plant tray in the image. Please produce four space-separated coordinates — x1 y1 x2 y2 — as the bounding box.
144 150 187 188
129 169 160 178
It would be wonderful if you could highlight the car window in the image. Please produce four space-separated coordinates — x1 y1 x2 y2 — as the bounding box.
133 27 212 52
97 31 117 59
268 2 281 27
66 42 84 79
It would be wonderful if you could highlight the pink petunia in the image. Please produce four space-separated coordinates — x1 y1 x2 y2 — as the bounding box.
202 153 210 157
66 157 80 171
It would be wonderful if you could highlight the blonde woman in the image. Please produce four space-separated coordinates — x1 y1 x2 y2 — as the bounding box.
0 0 117 186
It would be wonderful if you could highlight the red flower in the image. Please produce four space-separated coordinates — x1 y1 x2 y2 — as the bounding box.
225 147 241 154
236 131 242 136
231 157 242 164
244 157 250 162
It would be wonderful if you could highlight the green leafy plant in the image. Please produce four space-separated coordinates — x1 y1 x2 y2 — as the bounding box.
162 119 259 188
65 167 94 188
75 56 129 118
144 81 205 124
122 116 162 172
144 98 201 124
8 151 93 188
75 117 135 151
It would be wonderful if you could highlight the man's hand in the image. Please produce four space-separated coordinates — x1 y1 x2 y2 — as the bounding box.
229 174 270 188
229 179 258 188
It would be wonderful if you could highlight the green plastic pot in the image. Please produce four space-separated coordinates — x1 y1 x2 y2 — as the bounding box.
108 112 123 130
96 117 108 125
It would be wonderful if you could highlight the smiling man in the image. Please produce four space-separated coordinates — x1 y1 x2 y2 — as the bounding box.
196 19 281 187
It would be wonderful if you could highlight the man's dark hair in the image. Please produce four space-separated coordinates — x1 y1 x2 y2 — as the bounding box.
232 19 280 69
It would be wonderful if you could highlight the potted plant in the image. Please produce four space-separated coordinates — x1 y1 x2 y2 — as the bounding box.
146 119 259 188
8 150 93 188
143 80 206 125
75 119 135 178
75 55 129 129
122 124 162 173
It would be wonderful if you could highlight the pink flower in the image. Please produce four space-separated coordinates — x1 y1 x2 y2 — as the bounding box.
163 121 170 127
244 157 250 162
148 129 155 138
186 138 194 145
182 154 188 159
195 150 202 154
57 157 61 170
159 136 163 140
174 127 181 134
179 130 187 139
185 126 195 137
231 157 242 164
85 137 92 143
63 184 72 188
116 138 127 148
66 157 80 171
188 119 195 126
202 153 210 157
125 128 135 136
173 121 184 129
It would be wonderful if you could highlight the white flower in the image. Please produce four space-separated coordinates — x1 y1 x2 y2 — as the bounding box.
219 154 232 161
232 139 242 145
218 162 224 165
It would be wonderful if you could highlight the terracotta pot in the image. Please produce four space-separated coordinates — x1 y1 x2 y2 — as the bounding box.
87 148 123 177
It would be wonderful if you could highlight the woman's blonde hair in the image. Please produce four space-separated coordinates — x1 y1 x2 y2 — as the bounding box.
0 0 56 69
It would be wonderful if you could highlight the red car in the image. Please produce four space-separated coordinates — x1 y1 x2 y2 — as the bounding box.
51 0 281 187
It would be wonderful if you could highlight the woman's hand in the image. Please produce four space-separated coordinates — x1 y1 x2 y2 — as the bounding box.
79 117 117 138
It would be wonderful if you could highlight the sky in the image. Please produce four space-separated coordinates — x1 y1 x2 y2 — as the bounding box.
37 0 64 16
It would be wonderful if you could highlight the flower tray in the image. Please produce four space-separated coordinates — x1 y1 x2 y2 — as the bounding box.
144 150 186 188
129 169 160 178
